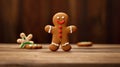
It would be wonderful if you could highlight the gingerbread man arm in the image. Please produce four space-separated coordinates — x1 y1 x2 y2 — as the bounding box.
67 25 77 33
45 25 54 33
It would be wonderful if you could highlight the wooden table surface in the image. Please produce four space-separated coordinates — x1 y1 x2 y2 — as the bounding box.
0 44 120 67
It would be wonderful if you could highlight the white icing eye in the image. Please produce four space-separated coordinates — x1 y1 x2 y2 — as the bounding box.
61 16 65 19
57 16 60 19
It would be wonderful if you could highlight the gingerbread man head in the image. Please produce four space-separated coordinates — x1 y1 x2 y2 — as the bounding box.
53 12 68 26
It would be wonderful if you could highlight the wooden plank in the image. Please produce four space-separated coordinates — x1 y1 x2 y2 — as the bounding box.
0 44 120 67
0 0 19 42
87 0 107 43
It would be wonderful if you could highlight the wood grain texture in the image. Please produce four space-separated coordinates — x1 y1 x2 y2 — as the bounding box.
0 44 120 67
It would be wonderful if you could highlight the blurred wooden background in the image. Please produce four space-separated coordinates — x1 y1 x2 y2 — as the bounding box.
0 0 120 44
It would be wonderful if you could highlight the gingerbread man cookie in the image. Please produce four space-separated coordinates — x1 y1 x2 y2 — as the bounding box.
17 32 42 49
45 12 77 51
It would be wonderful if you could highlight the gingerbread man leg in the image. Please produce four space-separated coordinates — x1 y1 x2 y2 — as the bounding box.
61 38 71 51
61 42 71 51
49 38 60 51
49 43 59 51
